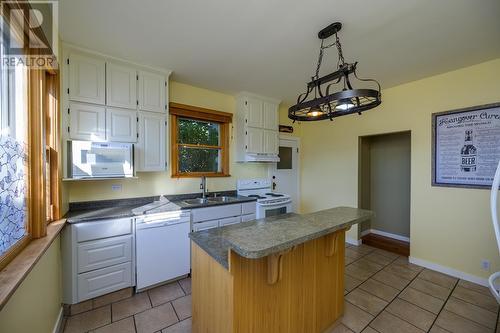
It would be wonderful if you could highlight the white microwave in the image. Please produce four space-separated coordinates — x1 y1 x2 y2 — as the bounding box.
68 141 134 179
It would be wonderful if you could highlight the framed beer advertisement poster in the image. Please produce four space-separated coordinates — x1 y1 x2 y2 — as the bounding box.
432 103 500 189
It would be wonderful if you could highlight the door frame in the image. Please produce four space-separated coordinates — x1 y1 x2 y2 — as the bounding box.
358 130 412 244
269 134 301 213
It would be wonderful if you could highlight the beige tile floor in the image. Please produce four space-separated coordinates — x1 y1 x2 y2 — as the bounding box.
62 244 500 333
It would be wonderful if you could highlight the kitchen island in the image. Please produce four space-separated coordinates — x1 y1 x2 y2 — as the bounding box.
189 206 373 333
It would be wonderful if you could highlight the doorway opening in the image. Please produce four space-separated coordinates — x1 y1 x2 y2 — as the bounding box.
358 131 411 256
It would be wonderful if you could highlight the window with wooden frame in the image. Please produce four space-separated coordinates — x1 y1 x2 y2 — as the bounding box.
0 36 30 270
45 71 60 223
0 2 61 270
170 103 232 178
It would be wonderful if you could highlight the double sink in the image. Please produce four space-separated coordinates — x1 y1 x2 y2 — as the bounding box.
182 196 239 206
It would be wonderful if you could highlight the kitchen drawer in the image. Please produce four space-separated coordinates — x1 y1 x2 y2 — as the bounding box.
241 213 256 223
77 262 133 302
77 235 132 273
219 216 241 227
242 202 256 215
191 204 241 223
192 219 219 231
75 217 132 242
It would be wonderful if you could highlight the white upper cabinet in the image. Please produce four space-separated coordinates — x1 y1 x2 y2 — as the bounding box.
263 101 278 130
69 102 106 141
106 62 137 109
235 92 280 162
136 111 166 172
263 130 278 154
69 53 106 105
138 71 166 113
246 127 264 154
63 45 171 175
246 97 263 128
106 108 137 143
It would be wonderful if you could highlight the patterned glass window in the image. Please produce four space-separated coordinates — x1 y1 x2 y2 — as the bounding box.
0 41 29 257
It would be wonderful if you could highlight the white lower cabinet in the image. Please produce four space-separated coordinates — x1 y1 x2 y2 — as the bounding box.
75 217 132 242
241 213 257 222
192 204 242 223
191 202 257 231
242 202 257 215
219 216 241 227
77 235 133 273
192 219 219 231
77 262 133 301
62 218 135 304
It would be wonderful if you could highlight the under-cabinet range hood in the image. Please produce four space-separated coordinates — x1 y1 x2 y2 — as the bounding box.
243 153 280 163
67 140 134 179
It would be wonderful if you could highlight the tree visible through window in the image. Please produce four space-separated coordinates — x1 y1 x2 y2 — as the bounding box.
170 103 232 177
178 118 221 173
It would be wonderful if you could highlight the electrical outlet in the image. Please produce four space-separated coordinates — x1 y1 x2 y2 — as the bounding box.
111 184 122 192
481 259 491 271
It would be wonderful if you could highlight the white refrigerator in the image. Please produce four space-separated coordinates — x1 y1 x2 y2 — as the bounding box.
490 160 500 303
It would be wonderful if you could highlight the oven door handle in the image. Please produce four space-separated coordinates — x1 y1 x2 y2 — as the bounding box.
259 199 292 207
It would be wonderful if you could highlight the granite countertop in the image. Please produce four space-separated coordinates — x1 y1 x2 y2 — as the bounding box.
65 192 257 223
189 206 373 269
66 205 143 223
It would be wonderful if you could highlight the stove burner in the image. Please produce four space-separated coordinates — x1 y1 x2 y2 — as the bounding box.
248 195 266 199
266 193 284 197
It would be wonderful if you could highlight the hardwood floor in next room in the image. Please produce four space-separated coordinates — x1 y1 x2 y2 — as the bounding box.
61 244 500 333
361 233 410 257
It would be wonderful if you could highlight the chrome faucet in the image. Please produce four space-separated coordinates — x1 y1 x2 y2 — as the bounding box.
200 176 207 199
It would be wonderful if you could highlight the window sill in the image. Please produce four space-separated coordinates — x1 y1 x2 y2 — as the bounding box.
0 219 66 311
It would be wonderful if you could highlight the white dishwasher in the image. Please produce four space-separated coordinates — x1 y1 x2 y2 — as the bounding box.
135 210 191 290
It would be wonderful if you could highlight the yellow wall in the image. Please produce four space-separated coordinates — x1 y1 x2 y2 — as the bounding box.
66 81 269 202
0 236 62 333
290 58 500 280
278 104 302 138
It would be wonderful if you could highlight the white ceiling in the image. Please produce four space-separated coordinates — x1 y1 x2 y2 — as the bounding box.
59 0 500 104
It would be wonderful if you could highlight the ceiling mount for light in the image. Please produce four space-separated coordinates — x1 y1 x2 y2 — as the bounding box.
288 22 381 122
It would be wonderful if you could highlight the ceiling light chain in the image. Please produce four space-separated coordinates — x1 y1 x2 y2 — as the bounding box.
288 22 382 122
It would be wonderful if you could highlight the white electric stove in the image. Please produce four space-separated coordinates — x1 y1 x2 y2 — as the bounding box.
237 179 292 219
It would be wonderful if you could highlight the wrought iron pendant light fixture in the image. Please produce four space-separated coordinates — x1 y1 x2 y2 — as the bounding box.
288 22 381 122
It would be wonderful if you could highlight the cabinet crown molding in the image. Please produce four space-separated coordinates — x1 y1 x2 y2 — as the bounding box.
62 42 172 76
236 91 281 105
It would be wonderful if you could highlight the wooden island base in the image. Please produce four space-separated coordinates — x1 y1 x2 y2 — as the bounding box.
191 229 346 333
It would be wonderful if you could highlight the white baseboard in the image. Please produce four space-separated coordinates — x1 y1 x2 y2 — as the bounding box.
409 256 489 287
346 237 361 246
362 229 410 242
360 229 370 237
52 307 64 333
